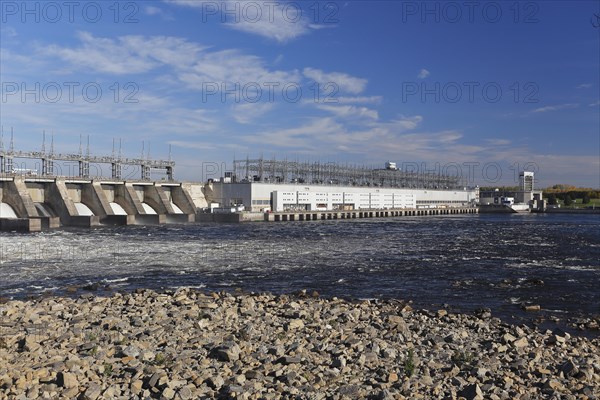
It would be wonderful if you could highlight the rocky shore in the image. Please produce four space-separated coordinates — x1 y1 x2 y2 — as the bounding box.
0 289 598 400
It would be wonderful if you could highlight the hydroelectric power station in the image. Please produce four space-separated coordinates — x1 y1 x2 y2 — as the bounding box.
0 132 483 232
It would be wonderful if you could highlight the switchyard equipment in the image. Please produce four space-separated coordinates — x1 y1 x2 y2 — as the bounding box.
232 157 463 190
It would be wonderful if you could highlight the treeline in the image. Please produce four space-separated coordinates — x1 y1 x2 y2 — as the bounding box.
543 186 600 200
545 191 599 206
479 185 600 206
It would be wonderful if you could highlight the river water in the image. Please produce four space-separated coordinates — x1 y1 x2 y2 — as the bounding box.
1 213 599 328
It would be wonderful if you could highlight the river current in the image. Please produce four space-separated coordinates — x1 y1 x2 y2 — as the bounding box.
1 213 599 329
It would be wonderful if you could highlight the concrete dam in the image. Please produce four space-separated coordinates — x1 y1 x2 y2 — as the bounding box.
0 136 481 231
0 177 207 232
0 133 210 231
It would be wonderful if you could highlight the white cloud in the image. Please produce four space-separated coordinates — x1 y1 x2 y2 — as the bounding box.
576 83 592 89
167 140 217 151
336 96 383 104
1 26 17 38
166 0 324 43
144 5 174 20
42 31 204 75
39 32 298 88
232 103 274 124
244 117 344 150
525 154 600 187
532 103 579 113
417 68 430 79
243 113 427 155
303 67 367 94
589 100 600 107
317 104 379 120
183 49 299 87
226 12 311 43
368 116 423 131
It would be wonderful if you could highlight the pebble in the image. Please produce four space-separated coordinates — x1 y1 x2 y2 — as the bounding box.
0 289 597 399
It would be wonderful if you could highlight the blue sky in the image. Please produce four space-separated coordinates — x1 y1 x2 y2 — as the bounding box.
1 0 599 187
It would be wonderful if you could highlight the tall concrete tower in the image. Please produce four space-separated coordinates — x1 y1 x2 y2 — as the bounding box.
519 171 534 191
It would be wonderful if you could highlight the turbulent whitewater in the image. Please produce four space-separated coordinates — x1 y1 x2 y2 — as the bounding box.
0 214 598 324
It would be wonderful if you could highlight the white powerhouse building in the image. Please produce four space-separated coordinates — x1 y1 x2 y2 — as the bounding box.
207 182 477 212
206 159 478 212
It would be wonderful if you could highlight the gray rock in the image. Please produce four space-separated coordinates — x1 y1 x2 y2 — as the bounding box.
211 342 241 362
458 383 484 400
122 345 141 358
224 384 244 394
57 372 77 389
561 360 578 377
162 387 176 399
331 356 346 368
207 376 224 390
512 337 528 348
177 386 193 400
83 383 102 400
338 384 360 396
276 355 302 364
148 372 163 388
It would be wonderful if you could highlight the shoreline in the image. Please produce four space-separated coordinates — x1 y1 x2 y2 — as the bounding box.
3 284 599 339
1 289 599 399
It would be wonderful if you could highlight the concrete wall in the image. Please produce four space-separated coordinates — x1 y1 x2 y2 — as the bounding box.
166 185 197 215
26 183 45 203
181 182 208 210
46 180 80 225
66 184 82 203
103 185 115 202
117 184 145 215
0 217 42 232
6 179 38 218
81 182 113 217
142 184 170 214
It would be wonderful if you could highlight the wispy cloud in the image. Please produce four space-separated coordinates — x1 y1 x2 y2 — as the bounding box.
303 68 367 94
167 140 217 151
39 32 298 88
243 103 423 151
1 26 17 38
144 5 174 20
42 31 204 74
589 100 600 107
336 96 382 104
317 104 379 120
576 83 592 89
182 49 299 87
532 103 579 113
417 68 430 79
232 102 275 124
166 0 326 43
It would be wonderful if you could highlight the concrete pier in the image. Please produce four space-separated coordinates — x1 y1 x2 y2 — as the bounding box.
265 207 478 222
